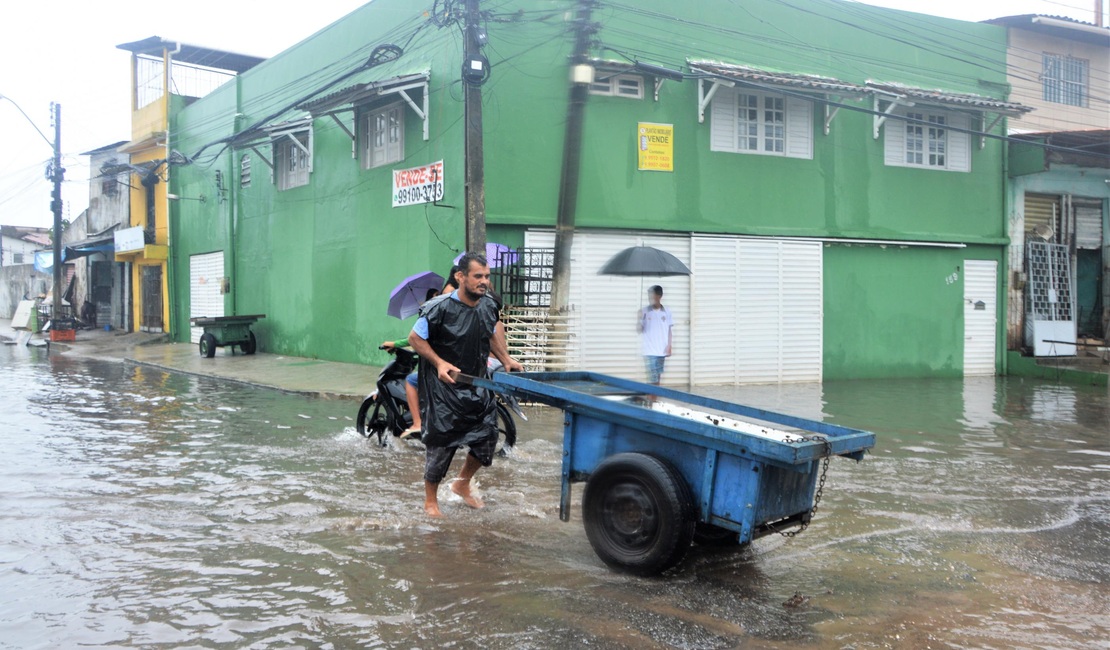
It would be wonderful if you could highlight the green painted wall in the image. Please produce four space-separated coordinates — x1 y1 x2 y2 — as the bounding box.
169 0 466 365
482 0 1011 245
823 243 1003 379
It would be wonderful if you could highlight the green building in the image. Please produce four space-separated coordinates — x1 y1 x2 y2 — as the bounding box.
165 0 1033 386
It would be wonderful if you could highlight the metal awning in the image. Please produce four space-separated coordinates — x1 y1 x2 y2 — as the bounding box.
296 72 431 142
689 60 869 131
865 82 1031 116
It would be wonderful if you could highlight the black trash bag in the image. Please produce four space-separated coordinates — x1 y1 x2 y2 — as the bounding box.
416 293 500 448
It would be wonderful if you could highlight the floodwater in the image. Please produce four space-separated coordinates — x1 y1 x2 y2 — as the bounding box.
1 345 1107 650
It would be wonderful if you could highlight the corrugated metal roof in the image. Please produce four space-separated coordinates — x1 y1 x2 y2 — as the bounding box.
116 36 267 73
297 72 430 114
688 60 869 95
866 82 1032 115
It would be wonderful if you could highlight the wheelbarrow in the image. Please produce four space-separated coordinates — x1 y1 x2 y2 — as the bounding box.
189 314 265 358
463 371 876 576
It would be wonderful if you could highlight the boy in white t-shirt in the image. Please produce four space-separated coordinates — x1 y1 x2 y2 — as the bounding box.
638 285 673 385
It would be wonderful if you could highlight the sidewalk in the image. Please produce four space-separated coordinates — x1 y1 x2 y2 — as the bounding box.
125 343 381 399
3 318 381 399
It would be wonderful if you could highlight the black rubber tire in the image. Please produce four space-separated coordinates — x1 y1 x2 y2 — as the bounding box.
693 522 741 547
242 332 257 355
356 398 388 446
495 402 517 456
582 453 696 576
199 333 217 358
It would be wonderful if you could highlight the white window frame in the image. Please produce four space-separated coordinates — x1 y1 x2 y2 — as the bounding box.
902 111 948 169
726 89 788 156
589 73 644 99
273 128 312 191
363 102 405 170
1042 53 1088 108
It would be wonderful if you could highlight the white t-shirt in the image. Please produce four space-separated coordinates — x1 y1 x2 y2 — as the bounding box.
640 305 673 357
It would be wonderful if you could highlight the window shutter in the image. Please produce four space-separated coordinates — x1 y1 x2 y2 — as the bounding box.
386 106 403 164
784 96 813 159
946 112 970 173
710 86 737 153
884 113 906 167
304 130 314 173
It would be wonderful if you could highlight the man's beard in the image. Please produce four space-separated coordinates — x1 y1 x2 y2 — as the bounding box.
463 285 485 301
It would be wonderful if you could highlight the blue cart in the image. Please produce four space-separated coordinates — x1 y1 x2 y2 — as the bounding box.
467 371 876 575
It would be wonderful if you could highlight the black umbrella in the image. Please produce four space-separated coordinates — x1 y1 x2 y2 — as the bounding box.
597 246 692 276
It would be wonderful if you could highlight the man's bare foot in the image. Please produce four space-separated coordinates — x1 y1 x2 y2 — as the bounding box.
424 502 443 517
451 480 484 509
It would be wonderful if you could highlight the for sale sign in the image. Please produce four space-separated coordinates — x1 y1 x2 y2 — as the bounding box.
392 160 444 208
637 122 673 171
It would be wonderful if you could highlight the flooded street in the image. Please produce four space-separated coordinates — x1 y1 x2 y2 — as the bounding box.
1 345 1107 650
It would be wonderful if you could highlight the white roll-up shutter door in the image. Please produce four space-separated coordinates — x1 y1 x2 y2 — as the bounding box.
190 251 225 344
963 259 997 375
691 237 740 385
1074 199 1103 250
524 230 690 385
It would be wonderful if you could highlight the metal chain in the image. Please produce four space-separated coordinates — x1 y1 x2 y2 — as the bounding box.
772 435 832 538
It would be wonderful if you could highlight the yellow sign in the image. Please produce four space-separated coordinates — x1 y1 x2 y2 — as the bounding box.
637 122 673 172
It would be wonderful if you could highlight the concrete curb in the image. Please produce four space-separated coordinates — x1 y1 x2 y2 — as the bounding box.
122 357 367 402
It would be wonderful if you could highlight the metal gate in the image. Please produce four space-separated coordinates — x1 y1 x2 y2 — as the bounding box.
91 261 113 326
189 252 225 344
1025 241 1074 356
141 265 163 332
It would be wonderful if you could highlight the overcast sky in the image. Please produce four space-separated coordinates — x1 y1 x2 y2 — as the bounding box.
1 0 1105 230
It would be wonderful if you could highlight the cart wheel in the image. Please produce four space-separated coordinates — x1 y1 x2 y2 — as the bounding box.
495 402 517 456
199 333 217 358
242 332 257 355
693 522 742 547
582 452 695 576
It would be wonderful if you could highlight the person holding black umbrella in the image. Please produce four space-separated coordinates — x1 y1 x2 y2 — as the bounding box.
638 285 673 385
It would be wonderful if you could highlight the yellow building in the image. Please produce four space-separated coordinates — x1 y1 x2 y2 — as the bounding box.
113 37 265 333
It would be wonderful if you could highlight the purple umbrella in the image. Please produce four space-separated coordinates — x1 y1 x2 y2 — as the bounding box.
388 271 446 320
454 242 517 269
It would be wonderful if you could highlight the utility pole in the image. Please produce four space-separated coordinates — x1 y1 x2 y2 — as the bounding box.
50 102 64 321
550 0 595 311
463 0 487 253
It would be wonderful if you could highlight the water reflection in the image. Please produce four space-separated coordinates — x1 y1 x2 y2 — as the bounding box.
1 345 1107 649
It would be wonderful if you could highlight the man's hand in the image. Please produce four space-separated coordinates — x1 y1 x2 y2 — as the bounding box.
437 360 461 384
381 340 395 351
664 345 672 358
504 358 524 373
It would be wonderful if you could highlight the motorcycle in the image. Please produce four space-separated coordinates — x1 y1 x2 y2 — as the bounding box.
355 346 525 453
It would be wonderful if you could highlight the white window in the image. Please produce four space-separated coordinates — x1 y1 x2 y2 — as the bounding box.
240 154 251 188
1042 54 1088 107
274 130 312 191
589 73 644 99
883 106 970 173
710 86 813 159
363 103 404 169
902 112 947 168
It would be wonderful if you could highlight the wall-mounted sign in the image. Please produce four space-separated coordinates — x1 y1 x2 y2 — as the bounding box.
114 226 145 253
392 160 445 208
637 122 673 172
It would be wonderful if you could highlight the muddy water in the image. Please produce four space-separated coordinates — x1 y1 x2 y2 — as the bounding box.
1 345 1107 649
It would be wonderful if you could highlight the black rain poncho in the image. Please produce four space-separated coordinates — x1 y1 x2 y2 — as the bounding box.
416 293 500 448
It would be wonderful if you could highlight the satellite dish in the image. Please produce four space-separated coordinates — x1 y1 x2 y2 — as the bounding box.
1032 223 1054 241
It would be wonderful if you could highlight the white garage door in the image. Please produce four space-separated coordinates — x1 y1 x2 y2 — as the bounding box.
963 259 997 376
190 252 225 344
693 236 823 385
526 230 822 386
525 230 691 386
